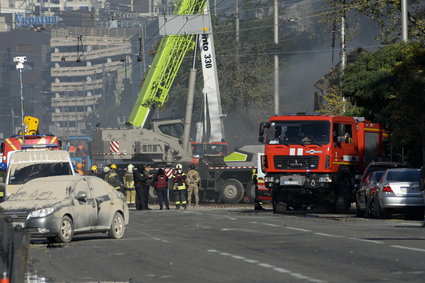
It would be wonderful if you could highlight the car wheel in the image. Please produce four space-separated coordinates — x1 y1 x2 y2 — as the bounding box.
355 199 364 217
376 201 390 219
55 216 73 243
220 179 244 204
108 212 125 239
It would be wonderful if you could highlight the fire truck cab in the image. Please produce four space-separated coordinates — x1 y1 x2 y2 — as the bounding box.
259 114 388 213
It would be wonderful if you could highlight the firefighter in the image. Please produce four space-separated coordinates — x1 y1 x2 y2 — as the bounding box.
89 165 99 176
252 169 265 211
76 163 84 175
123 164 136 208
172 164 187 210
104 165 122 192
186 164 201 207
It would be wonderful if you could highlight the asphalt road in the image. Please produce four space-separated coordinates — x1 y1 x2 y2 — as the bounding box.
27 205 425 283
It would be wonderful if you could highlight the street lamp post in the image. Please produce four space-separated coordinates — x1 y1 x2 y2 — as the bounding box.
13 56 27 145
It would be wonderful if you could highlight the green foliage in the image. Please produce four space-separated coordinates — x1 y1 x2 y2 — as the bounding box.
327 0 425 43
342 42 425 166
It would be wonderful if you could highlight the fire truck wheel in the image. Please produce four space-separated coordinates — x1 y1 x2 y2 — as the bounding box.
220 179 244 204
334 176 351 213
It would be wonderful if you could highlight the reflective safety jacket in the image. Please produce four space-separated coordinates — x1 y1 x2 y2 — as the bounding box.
123 171 135 189
172 171 186 190
105 171 122 190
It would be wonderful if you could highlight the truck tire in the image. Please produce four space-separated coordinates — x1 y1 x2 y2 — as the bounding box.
334 176 352 213
220 179 244 204
272 190 287 214
149 186 158 204
245 183 256 203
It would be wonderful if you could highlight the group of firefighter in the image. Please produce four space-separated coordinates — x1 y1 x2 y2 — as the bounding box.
87 163 202 210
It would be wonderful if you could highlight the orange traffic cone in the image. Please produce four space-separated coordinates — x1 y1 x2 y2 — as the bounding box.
0 272 9 283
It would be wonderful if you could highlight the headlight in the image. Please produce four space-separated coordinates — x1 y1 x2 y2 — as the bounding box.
318 175 333 183
265 176 274 183
27 207 56 219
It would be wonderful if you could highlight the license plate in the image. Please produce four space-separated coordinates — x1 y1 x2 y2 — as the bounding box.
400 187 409 194
284 180 300 185
12 222 25 228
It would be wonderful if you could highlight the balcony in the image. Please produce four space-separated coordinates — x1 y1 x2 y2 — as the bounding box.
51 45 132 62
51 61 123 77
51 94 102 107
51 79 103 92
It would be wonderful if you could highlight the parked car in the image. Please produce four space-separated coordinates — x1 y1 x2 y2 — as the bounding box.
372 168 424 219
0 175 129 243
355 170 385 217
360 161 406 185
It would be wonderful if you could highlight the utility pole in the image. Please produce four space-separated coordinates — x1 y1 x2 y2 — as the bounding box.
273 0 279 115
401 0 408 42
340 0 347 112
235 0 240 44
13 56 27 144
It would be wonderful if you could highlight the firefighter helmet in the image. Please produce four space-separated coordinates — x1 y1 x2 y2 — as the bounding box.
176 164 183 170
110 164 117 170
91 165 98 171
127 164 134 172
77 163 83 169
103 166 111 173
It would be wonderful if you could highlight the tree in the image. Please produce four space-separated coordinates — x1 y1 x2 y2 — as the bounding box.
327 0 425 43
341 42 425 166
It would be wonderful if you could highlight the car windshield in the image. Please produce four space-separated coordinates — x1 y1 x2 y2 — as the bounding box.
8 179 72 201
8 162 73 185
267 121 330 145
386 170 420 182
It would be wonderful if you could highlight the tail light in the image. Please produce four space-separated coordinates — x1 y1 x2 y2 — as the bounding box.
383 185 393 193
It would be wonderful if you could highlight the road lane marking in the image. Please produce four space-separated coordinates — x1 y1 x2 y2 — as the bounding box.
207 249 326 283
286 227 312 232
391 245 425 253
314 232 344 238
348 237 384 244
263 223 280 227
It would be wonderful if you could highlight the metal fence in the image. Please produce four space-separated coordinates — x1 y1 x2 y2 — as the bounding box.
0 211 29 283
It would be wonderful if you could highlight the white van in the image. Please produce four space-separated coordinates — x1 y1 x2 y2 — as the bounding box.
2 150 75 199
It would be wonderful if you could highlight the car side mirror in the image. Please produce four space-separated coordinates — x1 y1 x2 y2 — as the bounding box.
76 191 87 201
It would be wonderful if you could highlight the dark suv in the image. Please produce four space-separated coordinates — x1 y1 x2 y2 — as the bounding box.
361 162 408 185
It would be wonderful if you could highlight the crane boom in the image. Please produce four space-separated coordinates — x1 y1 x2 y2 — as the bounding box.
128 0 208 128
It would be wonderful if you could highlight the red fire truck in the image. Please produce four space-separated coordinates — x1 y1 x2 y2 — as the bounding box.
258 114 388 213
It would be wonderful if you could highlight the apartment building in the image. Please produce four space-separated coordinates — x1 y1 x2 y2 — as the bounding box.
49 26 135 136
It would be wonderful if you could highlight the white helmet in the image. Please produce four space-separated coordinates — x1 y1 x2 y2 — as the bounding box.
176 164 183 170
127 164 134 172
103 166 110 173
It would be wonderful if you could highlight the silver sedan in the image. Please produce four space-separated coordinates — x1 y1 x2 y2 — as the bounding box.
0 175 129 243
373 168 424 219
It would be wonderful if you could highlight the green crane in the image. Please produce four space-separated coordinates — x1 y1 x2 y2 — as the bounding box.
128 0 208 128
